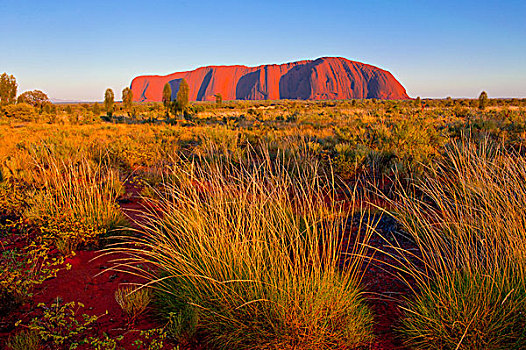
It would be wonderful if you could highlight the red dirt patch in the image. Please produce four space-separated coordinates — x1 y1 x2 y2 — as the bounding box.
0 246 175 349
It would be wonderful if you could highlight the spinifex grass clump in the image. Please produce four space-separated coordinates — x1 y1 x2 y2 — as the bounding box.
116 152 374 349
25 154 127 253
115 285 152 325
6 330 41 350
390 140 526 349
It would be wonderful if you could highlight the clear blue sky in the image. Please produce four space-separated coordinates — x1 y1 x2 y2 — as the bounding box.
1 0 525 101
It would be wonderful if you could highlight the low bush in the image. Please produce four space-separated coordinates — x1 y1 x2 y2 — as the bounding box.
39 214 106 255
15 299 173 350
0 182 28 221
2 103 37 122
1 230 67 317
23 300 108 349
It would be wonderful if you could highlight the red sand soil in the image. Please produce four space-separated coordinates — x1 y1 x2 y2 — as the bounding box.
365 233 412 350
131 57 410 103
0 243 175 349
1 177 412 349
34 250 167 347
0 180 176 349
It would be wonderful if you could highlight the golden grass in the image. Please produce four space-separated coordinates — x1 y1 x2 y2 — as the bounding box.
1 100 526 348
384 140 526 349
23 154 128 251
6 330 41 350
110 150 376 349
115 285 152 325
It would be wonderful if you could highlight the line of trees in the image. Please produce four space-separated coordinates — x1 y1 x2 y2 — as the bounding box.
1 72 163 122
101 87 134 118
1 73 139 120
1 73 52 109
1 72 54 121
2 71 502 124
162 79 189 118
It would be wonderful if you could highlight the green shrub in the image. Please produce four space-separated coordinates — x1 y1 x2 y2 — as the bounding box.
0 183 27 219
39 214 106 255
14 299 173 350
23 300 104 349
1 231 67 315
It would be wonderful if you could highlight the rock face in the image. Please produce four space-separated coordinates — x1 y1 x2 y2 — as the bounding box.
131 57 409 102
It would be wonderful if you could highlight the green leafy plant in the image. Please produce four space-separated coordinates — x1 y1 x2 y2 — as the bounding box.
83 332 122 350
39 214 106 255
0 182 28 221
1 235 68 315
163 307 199 343
15 299 175 350
22 299 106 349
132 328 171 350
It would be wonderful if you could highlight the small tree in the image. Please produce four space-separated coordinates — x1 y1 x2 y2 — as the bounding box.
17 90 49 112
92 102 101 116
0 73 17 105
478 91 488 110
176 79 189 114
415 96 422 108
42 102 53 114
162 83 172 117
104 88 114 117
215 93 223 106
122 87 133 117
